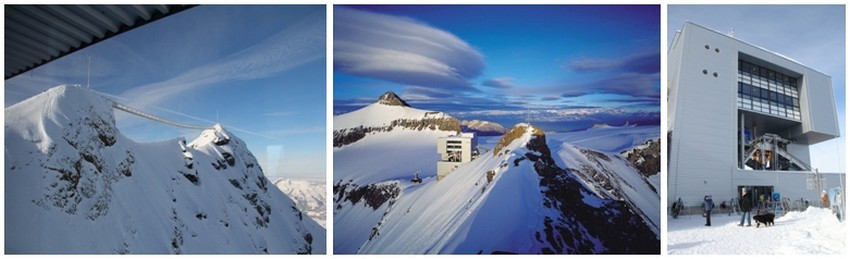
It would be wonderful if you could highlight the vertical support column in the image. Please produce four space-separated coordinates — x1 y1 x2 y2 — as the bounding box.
740 112 745 169
772 137 777 170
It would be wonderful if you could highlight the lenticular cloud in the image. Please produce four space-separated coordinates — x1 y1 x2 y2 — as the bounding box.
334 7 485 90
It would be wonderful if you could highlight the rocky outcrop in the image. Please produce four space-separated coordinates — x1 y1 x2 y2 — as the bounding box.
623 138 660 177
376 91 410 107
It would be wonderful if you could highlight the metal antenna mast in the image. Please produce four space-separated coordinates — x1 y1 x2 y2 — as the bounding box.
87 56 91 88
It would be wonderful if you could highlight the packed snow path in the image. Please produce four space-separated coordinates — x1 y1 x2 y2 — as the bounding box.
667 208 845 254
109 100 208 130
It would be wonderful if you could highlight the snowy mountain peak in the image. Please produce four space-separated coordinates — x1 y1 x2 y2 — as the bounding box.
460 119 507 136
333 91 460 147
376 91 410 107
188 123 232 148
5 85 325 254
6 85 116 154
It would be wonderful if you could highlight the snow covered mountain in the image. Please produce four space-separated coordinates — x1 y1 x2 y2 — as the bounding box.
333 91 461 148
5 85 325 254
460 119 507 136
333 94 660 254
274 178 326 228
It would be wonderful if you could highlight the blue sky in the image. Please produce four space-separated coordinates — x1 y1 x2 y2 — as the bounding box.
669 5 845 173
4 5 327 181
334 5 661 131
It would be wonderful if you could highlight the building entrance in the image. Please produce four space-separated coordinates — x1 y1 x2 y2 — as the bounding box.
739 185 774 212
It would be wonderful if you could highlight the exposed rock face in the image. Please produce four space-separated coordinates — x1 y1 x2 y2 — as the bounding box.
333 180 401 211
623 138 661 177
376 91 410 107
333 118 461 147
494 124 543 155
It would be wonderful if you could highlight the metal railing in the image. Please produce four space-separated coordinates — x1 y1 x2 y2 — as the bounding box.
108 99 209 130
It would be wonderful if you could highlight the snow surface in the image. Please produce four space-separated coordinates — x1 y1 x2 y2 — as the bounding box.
668 207 846 254
5 85 325 254
548 124 659 153
333 128 454 183
333 102 451 130
274 178 326 228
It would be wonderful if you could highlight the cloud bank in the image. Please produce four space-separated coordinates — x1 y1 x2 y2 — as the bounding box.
334 7 485 90
481 77 518 89
561 51 660 98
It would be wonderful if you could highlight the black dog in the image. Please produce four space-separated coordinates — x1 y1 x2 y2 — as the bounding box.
753 213 775 228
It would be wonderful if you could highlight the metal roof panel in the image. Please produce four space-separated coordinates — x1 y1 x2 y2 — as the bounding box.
5 5 195 79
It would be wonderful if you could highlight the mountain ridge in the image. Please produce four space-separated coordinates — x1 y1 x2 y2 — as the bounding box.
5 85 325 254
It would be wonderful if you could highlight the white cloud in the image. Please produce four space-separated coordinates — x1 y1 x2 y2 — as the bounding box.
334 7 484 90
119 10 325 109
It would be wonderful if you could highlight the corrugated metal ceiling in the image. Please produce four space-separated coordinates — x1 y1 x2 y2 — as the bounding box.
5 5 195 79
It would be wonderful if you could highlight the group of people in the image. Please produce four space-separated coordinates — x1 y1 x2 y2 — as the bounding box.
692 188 845 226
700 188 754 227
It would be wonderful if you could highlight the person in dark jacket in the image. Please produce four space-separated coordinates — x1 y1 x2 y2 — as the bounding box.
739 188 752 226
704 195 714 226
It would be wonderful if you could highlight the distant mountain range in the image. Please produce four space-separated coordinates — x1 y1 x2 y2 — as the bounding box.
274 178 326 228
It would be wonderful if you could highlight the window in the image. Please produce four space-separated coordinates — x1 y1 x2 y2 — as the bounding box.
737 60 800 120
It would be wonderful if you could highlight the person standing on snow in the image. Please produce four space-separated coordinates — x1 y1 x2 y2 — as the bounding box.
704 195 714 226
821 190 830 208
739 188 752 227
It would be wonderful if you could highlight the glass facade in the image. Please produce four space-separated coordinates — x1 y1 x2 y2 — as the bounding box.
737 60 801 120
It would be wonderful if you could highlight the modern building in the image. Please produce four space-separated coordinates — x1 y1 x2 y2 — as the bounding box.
437 133 478 180
668 22 843 211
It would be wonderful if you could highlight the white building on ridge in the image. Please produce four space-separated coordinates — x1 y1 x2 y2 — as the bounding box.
437 133 478 181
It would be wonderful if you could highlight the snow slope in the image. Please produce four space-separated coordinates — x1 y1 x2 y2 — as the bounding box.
5 85 325 254
274 178 326 228
548 124 659 153
334 122 660 254
353 124 549 253
549 125 661 234
334 129 452 183
668 207 845 254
